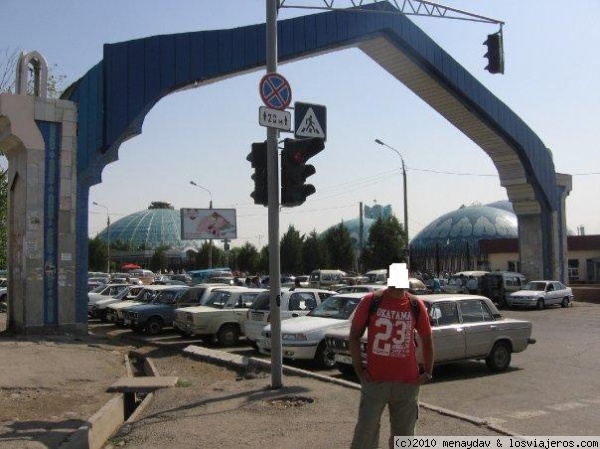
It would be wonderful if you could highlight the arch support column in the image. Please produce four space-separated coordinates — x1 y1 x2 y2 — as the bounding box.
0 90 82 335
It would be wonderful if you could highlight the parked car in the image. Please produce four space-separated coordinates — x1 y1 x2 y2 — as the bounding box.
173 287 265 345
89 285 145 322
257 292 368 368
334 284 386 294
307 269 346 289
87 283 129 310
507 280 573 309
122 285 191 334
325 294 536 376
106 285 174 324
244 288 334 349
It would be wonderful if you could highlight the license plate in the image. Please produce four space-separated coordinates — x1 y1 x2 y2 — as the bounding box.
124 319 131 325
263 339 271 349
335 354 353 365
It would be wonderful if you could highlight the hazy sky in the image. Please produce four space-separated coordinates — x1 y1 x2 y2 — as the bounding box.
4 0 599 249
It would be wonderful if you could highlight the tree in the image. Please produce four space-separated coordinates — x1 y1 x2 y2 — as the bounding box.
195 242 224 268
257 246 269 274
280 225 304 274
236 242 259 274
361 216 406 271
88 237 107 272
149 246 169 273
322 223 355 272
302 230 328 273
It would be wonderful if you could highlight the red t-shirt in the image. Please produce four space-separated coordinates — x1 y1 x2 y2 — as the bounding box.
352 290 432 384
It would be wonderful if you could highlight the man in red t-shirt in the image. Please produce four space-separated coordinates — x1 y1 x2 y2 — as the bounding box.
350 263 434 449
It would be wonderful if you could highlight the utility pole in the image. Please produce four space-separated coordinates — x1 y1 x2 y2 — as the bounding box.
266 0 283 389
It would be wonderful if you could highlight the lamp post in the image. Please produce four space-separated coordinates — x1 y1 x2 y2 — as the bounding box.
189 181 214 268
93 201 110 274
374 138 410 270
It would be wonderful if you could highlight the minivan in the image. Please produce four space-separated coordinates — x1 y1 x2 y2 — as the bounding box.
308 269 346 289
480 271 527 307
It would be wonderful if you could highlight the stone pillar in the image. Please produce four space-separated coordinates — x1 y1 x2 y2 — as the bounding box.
517 213 546 282
0 52 83 335
555 173 573 284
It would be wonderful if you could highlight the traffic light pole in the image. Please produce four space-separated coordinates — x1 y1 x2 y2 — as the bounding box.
266 0 283 390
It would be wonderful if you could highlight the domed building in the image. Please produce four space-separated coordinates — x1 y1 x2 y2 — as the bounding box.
410 201 519 274
96 201 204 269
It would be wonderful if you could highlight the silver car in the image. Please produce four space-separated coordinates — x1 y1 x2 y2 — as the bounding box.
507 280 573 309
325 294 536 376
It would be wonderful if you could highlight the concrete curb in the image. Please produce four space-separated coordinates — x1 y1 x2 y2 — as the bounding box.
182 345 522 437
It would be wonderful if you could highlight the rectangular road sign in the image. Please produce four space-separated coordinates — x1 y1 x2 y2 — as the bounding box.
294 102 326 141
259 106 292 131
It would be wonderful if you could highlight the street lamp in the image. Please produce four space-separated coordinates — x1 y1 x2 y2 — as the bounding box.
189 181 213 209
189 181 214 268
374 138 410 270
93 201 110 274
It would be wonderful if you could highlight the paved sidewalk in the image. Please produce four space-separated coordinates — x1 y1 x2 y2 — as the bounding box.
104 346 516 449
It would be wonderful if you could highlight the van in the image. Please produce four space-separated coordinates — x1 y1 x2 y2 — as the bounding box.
480 271 526 307
364 269 388 285
308 269 346 289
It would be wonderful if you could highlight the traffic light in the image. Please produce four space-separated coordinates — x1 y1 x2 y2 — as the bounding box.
483 31 504 74
247 141 268 206
281 137 325 207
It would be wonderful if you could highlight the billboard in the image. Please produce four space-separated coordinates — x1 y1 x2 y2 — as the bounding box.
180 208 237 240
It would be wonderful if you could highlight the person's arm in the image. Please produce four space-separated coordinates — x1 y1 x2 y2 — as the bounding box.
418 332 434 384
349 321 369 383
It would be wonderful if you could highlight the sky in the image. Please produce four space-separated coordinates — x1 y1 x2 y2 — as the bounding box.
3 0 599 250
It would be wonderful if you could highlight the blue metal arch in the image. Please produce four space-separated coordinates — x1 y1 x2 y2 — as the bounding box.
65 2 558 319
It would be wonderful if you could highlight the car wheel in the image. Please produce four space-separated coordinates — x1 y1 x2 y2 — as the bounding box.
249 341 259 351
536 299 545 310
217 324 240 346
335 362 356 377
561 297 569 308
98 310 109 323
485 341 512 372
315 341 336 369
145 318 163 335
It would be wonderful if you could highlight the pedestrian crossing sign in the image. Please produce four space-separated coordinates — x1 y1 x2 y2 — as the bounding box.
294 102 327 141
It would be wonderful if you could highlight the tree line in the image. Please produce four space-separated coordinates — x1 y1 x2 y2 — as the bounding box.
88 216 408 276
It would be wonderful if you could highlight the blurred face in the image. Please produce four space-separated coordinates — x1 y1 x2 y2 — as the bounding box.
388 263 409 291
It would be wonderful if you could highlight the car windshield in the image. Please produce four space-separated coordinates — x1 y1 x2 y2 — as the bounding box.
308 296 361 320
523 282 547 291
152 290 181 304
135 289 161 303
90 284 106 293
204 291 232 309
113 287 132 300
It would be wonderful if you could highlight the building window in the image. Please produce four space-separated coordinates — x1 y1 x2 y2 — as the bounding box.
568 259 579 282
507 261 520 272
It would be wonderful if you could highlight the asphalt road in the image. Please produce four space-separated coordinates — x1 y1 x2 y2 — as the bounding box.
420 302 600 436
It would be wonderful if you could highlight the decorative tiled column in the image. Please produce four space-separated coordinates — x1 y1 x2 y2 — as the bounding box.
0 51 83 335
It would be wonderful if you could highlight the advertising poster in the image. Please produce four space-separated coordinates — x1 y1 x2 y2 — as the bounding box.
180 208 237 240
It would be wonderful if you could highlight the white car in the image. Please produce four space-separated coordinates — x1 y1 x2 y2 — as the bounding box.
173 287 265 346
89 285 144 321
507 280 573 309
244 288 334 349
87 283 129 311
257 292 367 368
